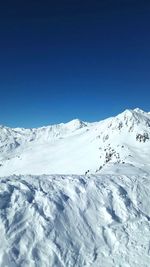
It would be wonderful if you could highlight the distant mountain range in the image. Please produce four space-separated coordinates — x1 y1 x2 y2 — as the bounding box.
0 108 150 176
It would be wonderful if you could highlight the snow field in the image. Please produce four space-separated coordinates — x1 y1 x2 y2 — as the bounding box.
0 173 150 267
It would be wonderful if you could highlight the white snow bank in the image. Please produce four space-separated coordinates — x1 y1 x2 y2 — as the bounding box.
0 173 150 266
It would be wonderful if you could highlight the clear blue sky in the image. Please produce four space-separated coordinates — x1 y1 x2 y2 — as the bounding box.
0 0 150 127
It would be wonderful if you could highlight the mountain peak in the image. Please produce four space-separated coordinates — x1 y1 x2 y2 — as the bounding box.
106 108 150 133
119 108 146 116
65 119 87 130
133 108 145 113
117 108 149 119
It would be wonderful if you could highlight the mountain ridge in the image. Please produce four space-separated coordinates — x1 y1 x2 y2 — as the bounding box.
1 107 149 130
0 108 150 176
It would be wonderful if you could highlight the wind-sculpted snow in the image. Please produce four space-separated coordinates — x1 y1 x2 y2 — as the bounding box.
0 173 150 267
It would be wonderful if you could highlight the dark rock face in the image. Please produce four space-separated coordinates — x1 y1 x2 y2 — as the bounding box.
136 133 149 143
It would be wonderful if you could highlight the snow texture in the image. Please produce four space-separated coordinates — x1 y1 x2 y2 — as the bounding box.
1 173 150 267
0 108 150 266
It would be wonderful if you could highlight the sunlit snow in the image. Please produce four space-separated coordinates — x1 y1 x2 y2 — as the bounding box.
0 108 150 266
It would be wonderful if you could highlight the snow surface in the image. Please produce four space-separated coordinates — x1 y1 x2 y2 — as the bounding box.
1 172 150 267
0 108 150 266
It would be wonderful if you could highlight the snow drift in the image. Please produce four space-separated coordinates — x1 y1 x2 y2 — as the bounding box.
1 173 150 267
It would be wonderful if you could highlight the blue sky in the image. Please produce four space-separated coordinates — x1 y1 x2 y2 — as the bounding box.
0 0 150 127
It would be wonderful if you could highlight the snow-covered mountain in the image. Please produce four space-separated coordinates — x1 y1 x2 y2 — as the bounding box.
0 108 150 176
1 108 150 267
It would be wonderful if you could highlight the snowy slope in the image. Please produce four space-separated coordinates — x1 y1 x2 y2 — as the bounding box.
0 108 150 176
1 172 150 267
1 108 150 267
